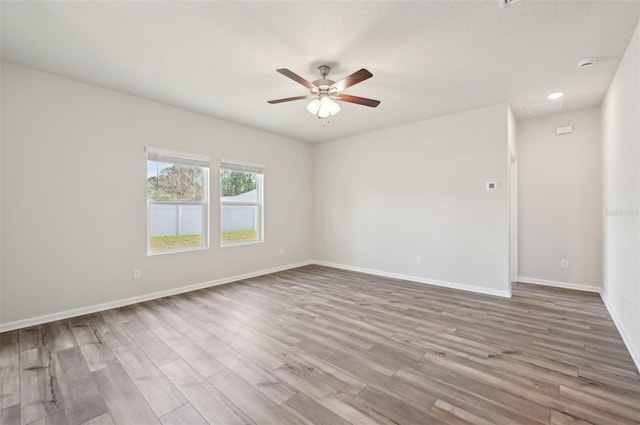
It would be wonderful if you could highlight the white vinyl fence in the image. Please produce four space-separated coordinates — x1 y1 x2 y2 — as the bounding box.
150 197 257 237
220 205 257 232
150 204 203 237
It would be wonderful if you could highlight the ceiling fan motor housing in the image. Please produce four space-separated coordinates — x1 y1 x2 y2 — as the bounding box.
312 65 336 93
312 66 335 91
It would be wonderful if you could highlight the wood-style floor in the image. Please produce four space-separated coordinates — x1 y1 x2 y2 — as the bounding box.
1 265 639 425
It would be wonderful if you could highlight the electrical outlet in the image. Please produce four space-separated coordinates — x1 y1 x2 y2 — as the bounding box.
416 255 422 265
560 260 569 269
133 269 142 280
279 248 285 255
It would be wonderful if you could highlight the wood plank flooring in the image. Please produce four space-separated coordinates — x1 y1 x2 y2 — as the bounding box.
1 265 639 425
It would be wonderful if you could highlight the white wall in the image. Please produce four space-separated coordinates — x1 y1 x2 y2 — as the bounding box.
602 20 640 368
313 104 511 297
518 108 603 290
0 62 313 326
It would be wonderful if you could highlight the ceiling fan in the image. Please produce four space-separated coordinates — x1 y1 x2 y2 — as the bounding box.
268 65 381 118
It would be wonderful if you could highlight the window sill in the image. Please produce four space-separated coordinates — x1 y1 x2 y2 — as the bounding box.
147 245 209 256
220 239 264 248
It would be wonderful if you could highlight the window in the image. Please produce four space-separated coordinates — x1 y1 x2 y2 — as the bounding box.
146 147 210 255
220 159 264 246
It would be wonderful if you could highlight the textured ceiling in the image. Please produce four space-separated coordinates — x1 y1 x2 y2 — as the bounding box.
2 1 639 143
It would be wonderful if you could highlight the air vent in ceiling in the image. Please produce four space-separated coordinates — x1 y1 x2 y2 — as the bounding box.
527 99 563 116
577 57 597 69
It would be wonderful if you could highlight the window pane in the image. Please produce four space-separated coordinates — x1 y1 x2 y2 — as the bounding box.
146 148 210 255
221 205 259 243
220 169 257 202
149 204 204 250
148 160 204 202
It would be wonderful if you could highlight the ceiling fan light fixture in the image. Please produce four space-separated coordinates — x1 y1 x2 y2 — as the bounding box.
321 95 340 116
307 98 320 115
308 95 340 118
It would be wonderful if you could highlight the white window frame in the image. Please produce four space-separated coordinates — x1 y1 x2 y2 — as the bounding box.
146 147 210 255
220 159 264 247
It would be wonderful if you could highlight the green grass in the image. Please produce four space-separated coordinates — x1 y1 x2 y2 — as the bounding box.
150 229 258 249
150 234 202 250
221 229 257 243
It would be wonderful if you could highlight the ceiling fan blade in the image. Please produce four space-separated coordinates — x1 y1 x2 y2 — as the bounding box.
331 69 373 92
336 94 380 107
276 69 314 89
267 95 309 104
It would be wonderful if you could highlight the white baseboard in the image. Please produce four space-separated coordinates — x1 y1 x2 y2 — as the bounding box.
0 261 313 333
600 292 640 374
517 276 602 293
314 260 512 298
